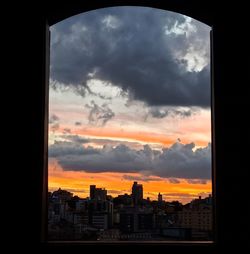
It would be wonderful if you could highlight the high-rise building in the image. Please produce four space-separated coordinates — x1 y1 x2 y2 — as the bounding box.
90 185 96 200
132 181 143 205
158 192 163 202
89 185 107 201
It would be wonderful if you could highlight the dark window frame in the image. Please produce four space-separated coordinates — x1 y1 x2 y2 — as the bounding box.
35 0 249 253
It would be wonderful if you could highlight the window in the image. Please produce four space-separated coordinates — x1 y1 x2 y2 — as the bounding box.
47 6 213 242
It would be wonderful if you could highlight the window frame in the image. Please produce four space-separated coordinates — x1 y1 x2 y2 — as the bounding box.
37 0 248 252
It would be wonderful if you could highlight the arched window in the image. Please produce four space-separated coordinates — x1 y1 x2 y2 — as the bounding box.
47 6 213 242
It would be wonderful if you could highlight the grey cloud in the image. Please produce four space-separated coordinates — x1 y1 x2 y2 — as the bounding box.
49 140 211 180
75 121 82 126
168 178 181 184
49 114 60 124
60 134 142 148
85 100 115 126
122 175 161 182
61 135 90 144
50 7 211 108
65 188 88 194
148 107 193 119
49 114 60 132
186 179 207 184
49 141 99 157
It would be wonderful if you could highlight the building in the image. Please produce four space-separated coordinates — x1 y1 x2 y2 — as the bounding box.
158 192 163 202
90 185 107 201
131 181 143 205
178 196 213 232
92 213 108 230
120 206 154 233
51 188 73 202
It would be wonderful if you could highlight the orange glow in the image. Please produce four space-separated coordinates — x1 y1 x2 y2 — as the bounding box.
71 128 207 147
49 160 212 204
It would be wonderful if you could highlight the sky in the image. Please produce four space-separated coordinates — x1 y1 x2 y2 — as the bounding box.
48 6 211 204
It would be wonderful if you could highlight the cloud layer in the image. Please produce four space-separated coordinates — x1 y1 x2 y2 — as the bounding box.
49 139 211 180
85 100 115 126
50 7 211 108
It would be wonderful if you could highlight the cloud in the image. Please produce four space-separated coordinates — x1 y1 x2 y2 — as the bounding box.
49 114 60 124
75 121 82 126
49 140 211 180
60 134 143 149
51 123 60 132
63 128 71 134
168 178 181 184
60 135 90 144
49 114 60 132
122 175 161 182
108 190 123 195
186 179 207 184
50 7 211 108
85 100 115 126
163 193 196 197
49 141 99 157
148 107 193 119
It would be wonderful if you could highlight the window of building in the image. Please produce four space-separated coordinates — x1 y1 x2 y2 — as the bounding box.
47 5 213 243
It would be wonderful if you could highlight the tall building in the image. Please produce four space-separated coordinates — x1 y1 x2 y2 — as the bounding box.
132 181 143 205
90 185 96 200
89 185 107 201
158 192 163 202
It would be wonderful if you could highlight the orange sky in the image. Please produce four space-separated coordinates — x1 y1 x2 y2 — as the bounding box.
48 86 212 205
50 125 209 148
49 159 212 204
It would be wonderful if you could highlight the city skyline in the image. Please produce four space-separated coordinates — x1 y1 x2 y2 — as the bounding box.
49 181 211 204
48 182 213 241
48 7 212 205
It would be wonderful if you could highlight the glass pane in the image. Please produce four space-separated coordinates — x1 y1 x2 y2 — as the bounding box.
48 6 212 241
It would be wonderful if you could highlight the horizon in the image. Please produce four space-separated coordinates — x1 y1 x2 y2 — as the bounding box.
48 178 212 205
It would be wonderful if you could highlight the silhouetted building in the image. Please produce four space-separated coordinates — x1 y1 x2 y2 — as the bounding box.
89 185 107 201
178 196 212 238
120 206 154 233
114 193 133 207
132 181 143 205
52 188 73 202
158 192 163 202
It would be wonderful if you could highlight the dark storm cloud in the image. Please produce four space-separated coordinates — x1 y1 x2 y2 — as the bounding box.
49 141 211 180
50 7 211 107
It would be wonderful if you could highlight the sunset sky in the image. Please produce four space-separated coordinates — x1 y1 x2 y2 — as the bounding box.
48 6 211 204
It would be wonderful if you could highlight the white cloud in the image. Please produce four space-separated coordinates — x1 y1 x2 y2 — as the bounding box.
102 15 121 29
